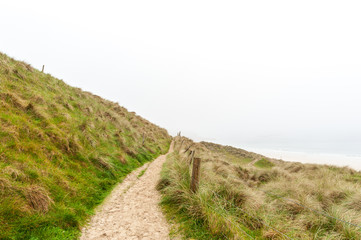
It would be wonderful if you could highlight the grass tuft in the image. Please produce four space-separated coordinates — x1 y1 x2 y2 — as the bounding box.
24 185 54 213
254 158 275 169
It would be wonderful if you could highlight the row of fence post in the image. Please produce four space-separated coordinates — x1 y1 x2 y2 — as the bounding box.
175 134 201 193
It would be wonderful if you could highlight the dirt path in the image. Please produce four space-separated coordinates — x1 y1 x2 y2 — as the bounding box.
80 144 173 240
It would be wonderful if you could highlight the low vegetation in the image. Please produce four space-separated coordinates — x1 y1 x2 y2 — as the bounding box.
0 52 171 239
158 137 361 239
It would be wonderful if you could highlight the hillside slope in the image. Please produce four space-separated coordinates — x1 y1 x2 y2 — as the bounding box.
0 52 171 239
159 137 361 239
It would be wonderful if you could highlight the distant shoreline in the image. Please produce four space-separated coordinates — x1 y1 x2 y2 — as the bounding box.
244 146 361 171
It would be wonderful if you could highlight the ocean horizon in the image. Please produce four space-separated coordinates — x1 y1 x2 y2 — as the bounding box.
243 145 361 171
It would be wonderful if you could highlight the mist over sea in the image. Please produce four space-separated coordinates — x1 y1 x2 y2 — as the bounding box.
240 141 361 171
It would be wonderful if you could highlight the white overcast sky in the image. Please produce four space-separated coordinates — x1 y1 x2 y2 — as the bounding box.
1 0 361 154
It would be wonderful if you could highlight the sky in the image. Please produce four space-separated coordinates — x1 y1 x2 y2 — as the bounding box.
1 0 361 156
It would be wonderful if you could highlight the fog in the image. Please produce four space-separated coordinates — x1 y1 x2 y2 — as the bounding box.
1 0 361 157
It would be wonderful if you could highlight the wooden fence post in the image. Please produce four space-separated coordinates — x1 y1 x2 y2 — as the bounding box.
189 150 195 165
190 157 201 193
41 65 45 72
184 143 194 153
142 133 145 146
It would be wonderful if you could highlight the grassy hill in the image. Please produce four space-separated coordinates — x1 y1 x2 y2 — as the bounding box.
0 52 171 239
158 137 361 239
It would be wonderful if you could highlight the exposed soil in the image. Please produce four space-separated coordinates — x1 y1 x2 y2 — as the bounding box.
80 144 173 240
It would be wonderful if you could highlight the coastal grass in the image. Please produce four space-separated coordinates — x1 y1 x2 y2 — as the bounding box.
158 137 361 239
254 159 274 169
0 52 172 239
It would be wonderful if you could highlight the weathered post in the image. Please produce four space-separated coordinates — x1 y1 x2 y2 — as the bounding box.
41 65 45 72
189 150 195 165
184 143 194 153
142 133 145 146
190 157 201 193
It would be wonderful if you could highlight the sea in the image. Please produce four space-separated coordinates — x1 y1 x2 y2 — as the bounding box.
239 142 361 171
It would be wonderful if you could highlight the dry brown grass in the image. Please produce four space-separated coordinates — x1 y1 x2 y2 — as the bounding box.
3 166 26 181
1 92 28 109
0 177 12 191
263 229 281 239
160 137 361 239
24 185 54 213
118 154 127 164
89 155 113 170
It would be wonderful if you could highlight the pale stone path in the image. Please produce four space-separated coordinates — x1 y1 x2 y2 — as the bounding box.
80 144 173 240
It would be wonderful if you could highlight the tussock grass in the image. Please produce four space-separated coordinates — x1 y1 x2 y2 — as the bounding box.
0 52 171 239
159 137 361 239
24 185 54 213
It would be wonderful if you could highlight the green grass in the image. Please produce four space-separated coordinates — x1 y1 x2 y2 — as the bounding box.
157 152 260 239
254 158 274 169
0 52 172 239
161 202 220 239
137 169 146 178
240 157 253 164
159 138 361 239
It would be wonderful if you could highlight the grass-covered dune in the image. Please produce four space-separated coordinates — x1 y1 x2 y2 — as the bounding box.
0 52 172 239
158 137 361 239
